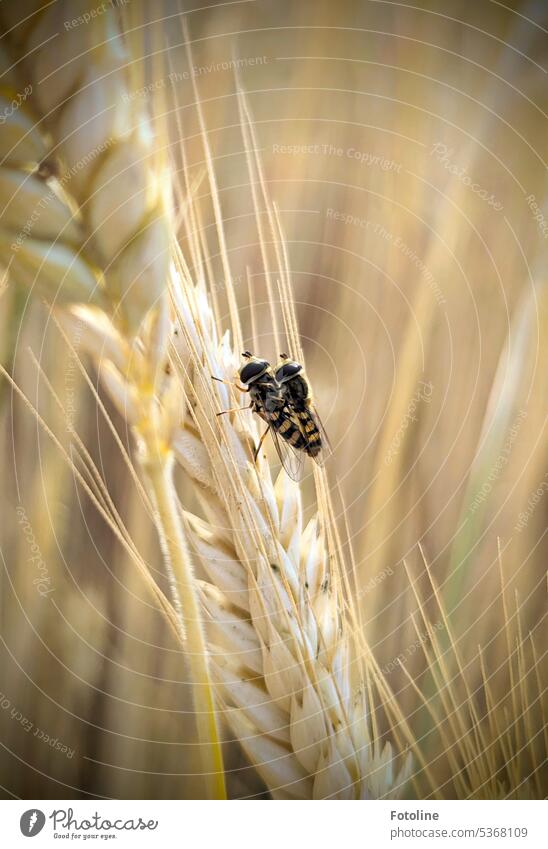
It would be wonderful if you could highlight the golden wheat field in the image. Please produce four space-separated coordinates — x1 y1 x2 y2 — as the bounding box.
0 0 546 807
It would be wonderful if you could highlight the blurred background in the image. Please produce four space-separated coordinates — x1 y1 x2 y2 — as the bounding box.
1 0 546 798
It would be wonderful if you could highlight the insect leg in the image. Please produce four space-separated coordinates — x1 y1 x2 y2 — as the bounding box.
216 402 253 417
253 427 270 464
211 375 249 392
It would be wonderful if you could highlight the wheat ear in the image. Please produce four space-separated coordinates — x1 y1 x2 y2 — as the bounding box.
153 66 412 796
167 249 414 797
0 2 225 799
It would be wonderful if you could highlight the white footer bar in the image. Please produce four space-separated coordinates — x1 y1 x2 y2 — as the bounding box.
2 799 545 848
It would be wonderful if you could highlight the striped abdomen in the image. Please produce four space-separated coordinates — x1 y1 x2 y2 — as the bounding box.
294 405 322 457
271 405 322 457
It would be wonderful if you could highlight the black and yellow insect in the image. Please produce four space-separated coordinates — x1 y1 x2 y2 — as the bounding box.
274 353 330 465
213 352 298 478
213 351 330 480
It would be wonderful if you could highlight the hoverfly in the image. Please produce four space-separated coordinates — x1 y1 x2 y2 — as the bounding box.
274 353 331 467
213 351 309 480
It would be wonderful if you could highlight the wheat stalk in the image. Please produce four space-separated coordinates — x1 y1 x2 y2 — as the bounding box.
0 2 411 798
0 1 225 799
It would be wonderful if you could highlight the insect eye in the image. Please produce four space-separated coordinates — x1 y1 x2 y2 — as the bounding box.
276 361 302 382
240 360 269 384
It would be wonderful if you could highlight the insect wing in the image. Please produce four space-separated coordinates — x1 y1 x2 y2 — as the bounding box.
306 403 333 466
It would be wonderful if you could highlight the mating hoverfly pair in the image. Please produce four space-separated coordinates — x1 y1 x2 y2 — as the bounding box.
213 352 330 481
